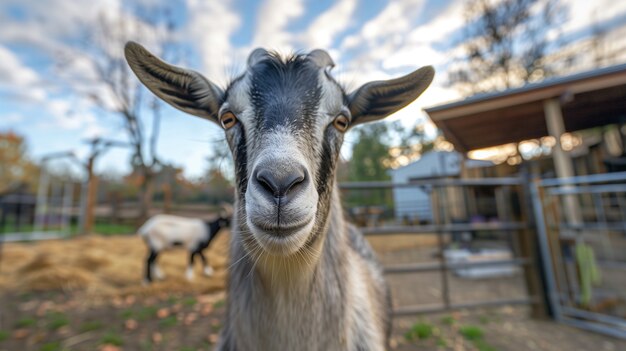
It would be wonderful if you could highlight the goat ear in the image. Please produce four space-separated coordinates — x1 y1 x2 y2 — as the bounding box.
347 66 434 127
124 41 224 123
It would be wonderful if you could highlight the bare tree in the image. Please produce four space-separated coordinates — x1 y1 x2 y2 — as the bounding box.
448 0 567 95
79 137 129 234
56 4 183 223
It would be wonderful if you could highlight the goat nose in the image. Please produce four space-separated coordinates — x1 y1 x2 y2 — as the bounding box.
254 167 307 201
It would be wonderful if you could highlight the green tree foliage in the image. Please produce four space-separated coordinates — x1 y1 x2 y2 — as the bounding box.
348 123 393 182
348 122 437 182
345 123 394 217
345 122 439 218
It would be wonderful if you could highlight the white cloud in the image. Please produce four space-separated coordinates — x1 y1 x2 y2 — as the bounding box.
561 0 626 36
303 0 357 49
332 1 466 135
37 97 107 138
382 44 446 71
0 45 39 86
252 0 305 51
340 0 426 52
0 0 123 51
0 44 47 102
187 0 242 85
406 0 465 44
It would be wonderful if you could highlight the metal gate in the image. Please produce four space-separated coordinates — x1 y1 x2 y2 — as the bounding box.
341 177 541 317
532 172 626 338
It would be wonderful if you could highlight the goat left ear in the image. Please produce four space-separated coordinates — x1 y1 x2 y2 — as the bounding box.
348 66 434 127
124 41 224 123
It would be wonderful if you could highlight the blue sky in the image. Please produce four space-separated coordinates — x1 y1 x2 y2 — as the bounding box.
1 0 626 178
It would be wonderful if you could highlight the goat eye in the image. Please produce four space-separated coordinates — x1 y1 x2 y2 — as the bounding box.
333 114 350 132
220 112 238 130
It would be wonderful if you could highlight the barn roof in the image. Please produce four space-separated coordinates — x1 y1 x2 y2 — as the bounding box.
425 63 626 153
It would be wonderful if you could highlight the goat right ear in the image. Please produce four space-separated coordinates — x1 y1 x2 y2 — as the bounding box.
124 41 224 123
347 66 434 127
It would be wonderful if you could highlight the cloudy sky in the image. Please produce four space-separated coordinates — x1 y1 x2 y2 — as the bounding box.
1 0 625 178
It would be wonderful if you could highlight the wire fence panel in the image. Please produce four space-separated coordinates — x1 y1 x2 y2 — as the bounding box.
340 177 541 318
0 180 82 241
533 171 626 339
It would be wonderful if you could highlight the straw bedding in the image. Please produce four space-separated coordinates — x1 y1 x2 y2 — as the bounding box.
0 231 230 298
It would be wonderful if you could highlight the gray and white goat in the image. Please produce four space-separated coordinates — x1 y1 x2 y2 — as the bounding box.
125 42 433 351
138 212 231 283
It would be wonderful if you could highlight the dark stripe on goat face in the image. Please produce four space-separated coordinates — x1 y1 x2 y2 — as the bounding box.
232 126 248 196
316 126 340 196
249 54 321 134
304 126 341 249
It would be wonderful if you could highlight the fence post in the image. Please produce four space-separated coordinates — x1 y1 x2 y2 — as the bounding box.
432 185 451 310
34 171 49 233
517 176 548 318
61 182 74 236
530 179 562 321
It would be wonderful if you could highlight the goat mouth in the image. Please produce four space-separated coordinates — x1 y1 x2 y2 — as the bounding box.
251 219 312 237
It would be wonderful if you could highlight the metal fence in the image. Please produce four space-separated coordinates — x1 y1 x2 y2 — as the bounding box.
532 172 626 339
340 177 542 317
0 180 82 242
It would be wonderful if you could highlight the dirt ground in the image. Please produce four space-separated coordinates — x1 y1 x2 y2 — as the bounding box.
0 233 624 351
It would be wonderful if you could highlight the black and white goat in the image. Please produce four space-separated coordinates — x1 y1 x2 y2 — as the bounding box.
138 213 230 283
125 42 433 350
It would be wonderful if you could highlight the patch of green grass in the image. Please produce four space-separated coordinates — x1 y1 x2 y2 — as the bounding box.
167 296 179 304
19 292 35 301
94 222 135 235
46 312 69 331
0 221 135 236
213 299 225 308
182 297 197 307
458 324 497 350
211 322 222 332
405 322 434 341
100 331 124 346
436 337 448 348
15 317 37 328
120 309 134 319
159 315 178 328
0 330 9 342
39 341 63 351
1 221 36 233
140 340 153 351
136 306 159 321
79 320 103 332
203 340 213 347
459 325 484 341
475 339 498 351
179 347 196 351
440 315 455 326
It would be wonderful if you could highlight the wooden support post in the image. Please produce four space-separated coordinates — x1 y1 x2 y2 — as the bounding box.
543 98 582 225
84 174 98 235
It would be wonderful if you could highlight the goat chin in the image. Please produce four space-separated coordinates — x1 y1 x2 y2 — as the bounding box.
246 217 316 256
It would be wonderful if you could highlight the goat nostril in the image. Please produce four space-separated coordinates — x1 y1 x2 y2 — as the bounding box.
256 171 279 196
255 168 307 198
284 174 305 195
